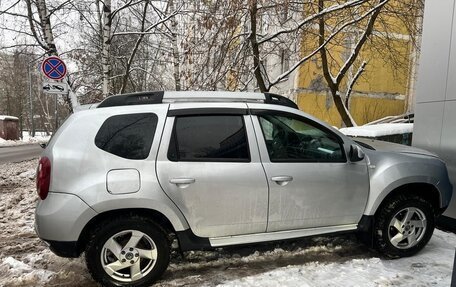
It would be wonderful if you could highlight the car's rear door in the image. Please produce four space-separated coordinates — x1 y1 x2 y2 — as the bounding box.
156 103 269 238
249 104 369 232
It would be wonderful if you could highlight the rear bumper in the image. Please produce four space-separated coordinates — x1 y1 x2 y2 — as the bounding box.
35 192 97 246
42 240 80 258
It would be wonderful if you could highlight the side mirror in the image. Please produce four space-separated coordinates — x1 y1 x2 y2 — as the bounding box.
349 144 365 162
39 143 47 149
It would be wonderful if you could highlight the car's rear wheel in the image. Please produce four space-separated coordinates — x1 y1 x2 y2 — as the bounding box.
85 217 170 287
374 194 435 258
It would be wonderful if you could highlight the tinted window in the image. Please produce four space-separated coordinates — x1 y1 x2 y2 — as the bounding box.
95 113 157 159
168 115 250 162
258 114 345 162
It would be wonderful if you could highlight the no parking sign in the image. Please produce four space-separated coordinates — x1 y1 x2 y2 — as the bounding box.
41 56 67 80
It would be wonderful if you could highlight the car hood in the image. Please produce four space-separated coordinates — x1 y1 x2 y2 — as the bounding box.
354 138 439 158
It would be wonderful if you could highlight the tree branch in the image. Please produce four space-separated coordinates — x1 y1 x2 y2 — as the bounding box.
25 0 49 51
119 1 149 94
335 0 388 85
269 0 383 88
345 60 367 108
0 0 20 16
112 9 179 37
258 0 367 45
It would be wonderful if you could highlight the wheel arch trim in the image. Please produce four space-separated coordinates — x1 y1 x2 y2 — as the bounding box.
363 177 444 216
77 207 188 255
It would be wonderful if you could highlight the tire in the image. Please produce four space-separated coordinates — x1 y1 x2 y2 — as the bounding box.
85 216 170 287
374 194 435 258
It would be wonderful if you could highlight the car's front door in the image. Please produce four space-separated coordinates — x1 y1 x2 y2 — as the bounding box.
250 108 369 232
156 105 269 238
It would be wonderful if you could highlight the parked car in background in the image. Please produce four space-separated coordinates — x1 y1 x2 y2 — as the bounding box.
35 92 452 287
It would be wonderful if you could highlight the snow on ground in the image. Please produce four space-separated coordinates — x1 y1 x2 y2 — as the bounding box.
0 159 455 287
0 132 51 147
0 116 19 121
340 123 413 138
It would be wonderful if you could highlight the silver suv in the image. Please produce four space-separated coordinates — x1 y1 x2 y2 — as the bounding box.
35 91 452 287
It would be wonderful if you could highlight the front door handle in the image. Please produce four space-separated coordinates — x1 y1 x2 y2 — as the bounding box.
169 178 195 188
271 175 293 186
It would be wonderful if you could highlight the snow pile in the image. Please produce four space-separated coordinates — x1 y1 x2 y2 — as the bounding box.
0 159 92 287
0 131 51 147
0 115 19 121
340 123 413 138
0 256 53 285
218 230 455 286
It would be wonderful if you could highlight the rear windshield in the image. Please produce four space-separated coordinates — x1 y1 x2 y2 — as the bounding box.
95 113 157 159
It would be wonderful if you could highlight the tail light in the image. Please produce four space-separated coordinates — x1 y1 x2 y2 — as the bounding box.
36 157 51 200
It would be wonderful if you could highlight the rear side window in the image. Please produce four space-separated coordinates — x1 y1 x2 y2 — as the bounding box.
168 115 250 162
95 113 157 159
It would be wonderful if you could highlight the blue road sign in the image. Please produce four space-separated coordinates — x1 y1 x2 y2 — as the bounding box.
41 56 67 80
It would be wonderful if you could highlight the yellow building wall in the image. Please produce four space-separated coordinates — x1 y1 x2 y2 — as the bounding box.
297 92 405 127
296 0 414 127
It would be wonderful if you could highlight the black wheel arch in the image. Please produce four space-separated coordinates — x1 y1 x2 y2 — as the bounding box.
376 183 442 217
76 208 176 256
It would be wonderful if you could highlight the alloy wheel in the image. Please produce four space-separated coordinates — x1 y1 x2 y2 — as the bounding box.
387 207 427 249
100 230 158 282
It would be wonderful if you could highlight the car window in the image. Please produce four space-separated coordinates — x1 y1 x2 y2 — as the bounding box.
168 115 250 162
258 114 345 162
95 113 157 159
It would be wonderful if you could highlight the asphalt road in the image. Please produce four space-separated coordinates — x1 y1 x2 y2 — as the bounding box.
0 144 43 164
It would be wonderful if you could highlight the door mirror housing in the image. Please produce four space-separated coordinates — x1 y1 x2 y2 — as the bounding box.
349 144 365 162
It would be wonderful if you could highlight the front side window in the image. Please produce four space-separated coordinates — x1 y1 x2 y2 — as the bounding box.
258 113 345 162
95 113 157 159
168 115 250 162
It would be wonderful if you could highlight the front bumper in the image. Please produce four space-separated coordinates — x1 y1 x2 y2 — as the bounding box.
35 192 97 255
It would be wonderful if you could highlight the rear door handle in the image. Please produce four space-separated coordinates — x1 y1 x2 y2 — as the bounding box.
169 178 195 188
271 175 293 186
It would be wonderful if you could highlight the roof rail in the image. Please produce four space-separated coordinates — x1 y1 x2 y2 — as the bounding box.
97 92 164 108
264 93 298 109
97 91 298 109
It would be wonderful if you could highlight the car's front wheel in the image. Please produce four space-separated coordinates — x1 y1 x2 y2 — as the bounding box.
85 217 170 287
374 194 435 258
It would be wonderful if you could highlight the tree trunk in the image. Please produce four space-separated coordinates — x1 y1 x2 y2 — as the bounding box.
318 0 354 127
36 0 57 55
169 0 181 91
332 91 355 127
248 0 268 92
102 0 112 97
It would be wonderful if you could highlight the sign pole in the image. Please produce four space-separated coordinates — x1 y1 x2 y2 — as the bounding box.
28 63 35 137
54 95 58 132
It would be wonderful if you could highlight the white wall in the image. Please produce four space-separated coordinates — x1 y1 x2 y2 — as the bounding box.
413 0 456 219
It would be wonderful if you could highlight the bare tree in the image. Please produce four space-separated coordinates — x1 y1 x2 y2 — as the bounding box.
0 0 424 125
318 0 387 127
243 0 422 127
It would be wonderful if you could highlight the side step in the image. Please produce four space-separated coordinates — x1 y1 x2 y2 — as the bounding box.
209 224 358 247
